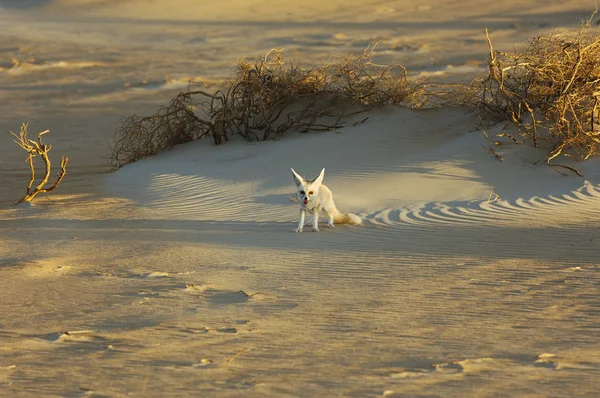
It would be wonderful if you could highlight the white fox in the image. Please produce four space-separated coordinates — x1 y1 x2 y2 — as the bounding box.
291 168 362 232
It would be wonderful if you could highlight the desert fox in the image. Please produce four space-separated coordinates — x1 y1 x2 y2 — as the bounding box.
291 168 362 232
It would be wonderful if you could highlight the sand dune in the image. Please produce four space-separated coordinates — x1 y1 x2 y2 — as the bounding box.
108 107 600 227
2 1 600 396
0 105 600 396
3 106 600 396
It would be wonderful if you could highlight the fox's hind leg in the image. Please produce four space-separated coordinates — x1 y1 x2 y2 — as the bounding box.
323 206 335 228
326 214 335 228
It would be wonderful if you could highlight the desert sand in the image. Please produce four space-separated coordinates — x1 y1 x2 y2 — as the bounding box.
1 1 600 397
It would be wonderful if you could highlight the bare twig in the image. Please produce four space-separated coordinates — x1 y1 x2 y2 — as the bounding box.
488 189 499 202
482 145 503 162
226 347 252 367
11 123 69 203
550 163 583 177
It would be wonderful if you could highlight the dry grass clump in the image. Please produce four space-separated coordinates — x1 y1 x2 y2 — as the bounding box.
474 17 600 174
111 46 422 170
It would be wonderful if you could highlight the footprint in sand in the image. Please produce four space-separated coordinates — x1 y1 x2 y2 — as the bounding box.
144 271 171 278
39 330 115 352
192 358 214 368
206 290 273 305
184 283 214 294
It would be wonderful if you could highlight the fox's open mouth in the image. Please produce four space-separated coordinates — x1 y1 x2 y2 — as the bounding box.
303 199 308 205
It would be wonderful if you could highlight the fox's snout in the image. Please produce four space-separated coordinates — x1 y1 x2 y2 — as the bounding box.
299 193 309 205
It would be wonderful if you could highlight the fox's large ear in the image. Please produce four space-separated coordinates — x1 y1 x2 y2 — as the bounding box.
312 168 325 186
291 168 304 186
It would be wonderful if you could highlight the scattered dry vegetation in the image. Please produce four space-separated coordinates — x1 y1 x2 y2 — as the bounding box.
111 15 600 173
11 123 68 203
111 46 423 170
467 15 600 174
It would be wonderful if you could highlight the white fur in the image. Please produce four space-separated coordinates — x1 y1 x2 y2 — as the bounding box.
291 168 362 232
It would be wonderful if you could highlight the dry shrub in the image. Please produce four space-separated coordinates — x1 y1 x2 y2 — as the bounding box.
11 123 69 203
111 46 422 170
474 16 600 174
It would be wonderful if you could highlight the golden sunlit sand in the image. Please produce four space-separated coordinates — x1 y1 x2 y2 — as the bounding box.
1 1 600 396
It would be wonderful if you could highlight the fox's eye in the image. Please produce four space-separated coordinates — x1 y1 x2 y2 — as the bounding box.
300 191 305 195
308 191 314 195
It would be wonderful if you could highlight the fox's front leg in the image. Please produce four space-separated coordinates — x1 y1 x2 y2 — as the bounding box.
312 209 320 232
295 208 306 233
304 216 314 227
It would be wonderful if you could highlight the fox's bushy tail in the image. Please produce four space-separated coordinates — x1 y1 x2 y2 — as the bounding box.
333 209 363 225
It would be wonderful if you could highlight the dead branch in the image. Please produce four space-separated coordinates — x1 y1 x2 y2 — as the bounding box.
11 123 69 203
482 145 503 162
